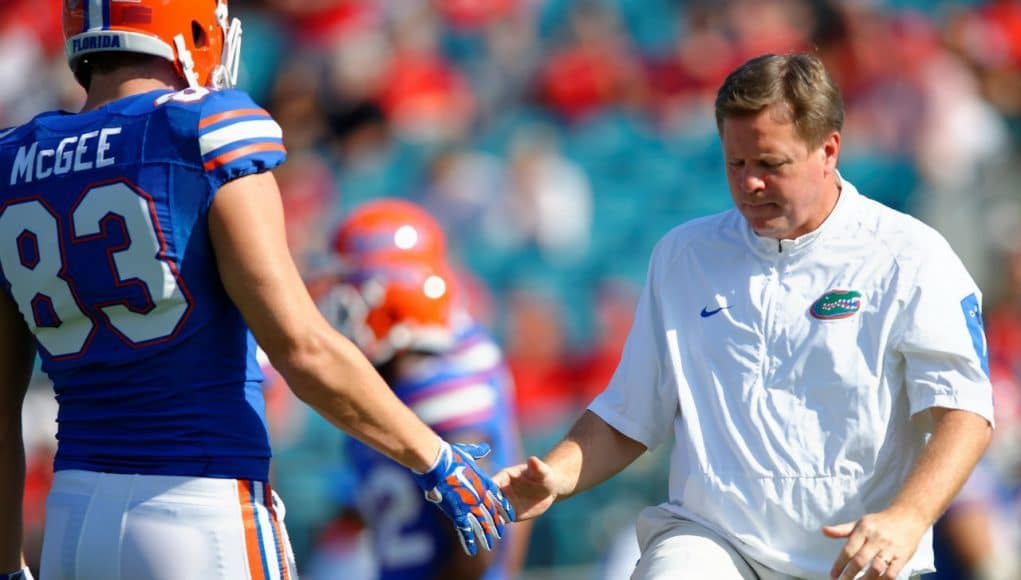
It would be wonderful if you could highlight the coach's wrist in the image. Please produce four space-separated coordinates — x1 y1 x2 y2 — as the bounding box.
0 567 34 580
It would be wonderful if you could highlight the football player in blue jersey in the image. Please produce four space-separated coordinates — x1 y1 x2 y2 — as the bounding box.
0 2 511 579
317 199 529 580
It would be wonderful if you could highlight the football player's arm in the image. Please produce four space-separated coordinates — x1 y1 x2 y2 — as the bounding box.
494 410 646 521
0 289 35 574
208 171 442 472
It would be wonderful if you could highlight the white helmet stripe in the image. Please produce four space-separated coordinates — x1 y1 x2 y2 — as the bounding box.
88 0 106 31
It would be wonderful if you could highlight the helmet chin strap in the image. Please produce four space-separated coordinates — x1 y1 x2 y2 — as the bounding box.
220 17 243 89
173 34 201 89
173 1 241 90
212 0 242 90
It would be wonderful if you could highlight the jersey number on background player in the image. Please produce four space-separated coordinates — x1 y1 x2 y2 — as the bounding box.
361 464 435 568
0 180 190 357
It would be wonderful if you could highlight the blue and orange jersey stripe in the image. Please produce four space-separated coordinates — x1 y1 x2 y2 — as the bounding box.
197 105 285 173
199 108 272 131
203 143 287 172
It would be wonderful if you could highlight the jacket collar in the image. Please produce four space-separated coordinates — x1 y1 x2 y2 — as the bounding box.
742 172 858 259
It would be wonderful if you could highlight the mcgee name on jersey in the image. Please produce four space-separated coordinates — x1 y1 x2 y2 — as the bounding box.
10 127 121 186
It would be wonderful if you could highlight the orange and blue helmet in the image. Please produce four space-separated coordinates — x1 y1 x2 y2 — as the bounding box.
332 199 448 266
62 0 242 89
319 254 460 365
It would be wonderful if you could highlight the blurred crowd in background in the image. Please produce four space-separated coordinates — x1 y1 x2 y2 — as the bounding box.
6 0 1021 578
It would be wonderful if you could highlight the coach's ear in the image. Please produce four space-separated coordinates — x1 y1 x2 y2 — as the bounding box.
821 130 840 176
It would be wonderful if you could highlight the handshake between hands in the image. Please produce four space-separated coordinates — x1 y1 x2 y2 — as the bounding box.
411 440 516 556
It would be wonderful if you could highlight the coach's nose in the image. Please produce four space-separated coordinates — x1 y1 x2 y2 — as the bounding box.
740 168 767 197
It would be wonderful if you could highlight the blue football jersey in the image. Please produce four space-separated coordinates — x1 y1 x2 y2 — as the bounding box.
0 87 286 481
345 324 521 580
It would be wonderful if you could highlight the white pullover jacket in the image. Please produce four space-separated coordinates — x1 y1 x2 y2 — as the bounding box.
590 179 995 579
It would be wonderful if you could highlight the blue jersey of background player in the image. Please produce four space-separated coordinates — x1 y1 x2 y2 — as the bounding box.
0 84 283 481
345 323 522 580
320 199 528 579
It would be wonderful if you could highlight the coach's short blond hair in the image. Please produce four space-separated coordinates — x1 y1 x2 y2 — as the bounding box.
715 53 844 148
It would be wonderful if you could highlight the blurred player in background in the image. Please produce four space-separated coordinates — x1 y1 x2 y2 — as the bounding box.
495 53 993 580
0 2 511 579
316 199 528 579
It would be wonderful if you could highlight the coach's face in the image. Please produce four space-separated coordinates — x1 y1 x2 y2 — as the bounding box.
722 104 840 240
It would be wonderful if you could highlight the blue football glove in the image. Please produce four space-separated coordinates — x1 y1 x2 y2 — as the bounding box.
411 440 516 556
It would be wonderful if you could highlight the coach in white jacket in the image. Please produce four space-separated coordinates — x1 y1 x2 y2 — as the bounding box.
494 53 994 580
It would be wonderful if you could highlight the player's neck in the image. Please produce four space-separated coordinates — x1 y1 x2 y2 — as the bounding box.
81 66 188 112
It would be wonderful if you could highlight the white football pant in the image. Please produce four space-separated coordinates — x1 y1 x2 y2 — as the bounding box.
39 470 297 580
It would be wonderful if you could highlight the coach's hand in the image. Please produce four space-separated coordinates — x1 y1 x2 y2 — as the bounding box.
492 456 559 521
411 440 515 556
824 506 927 580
